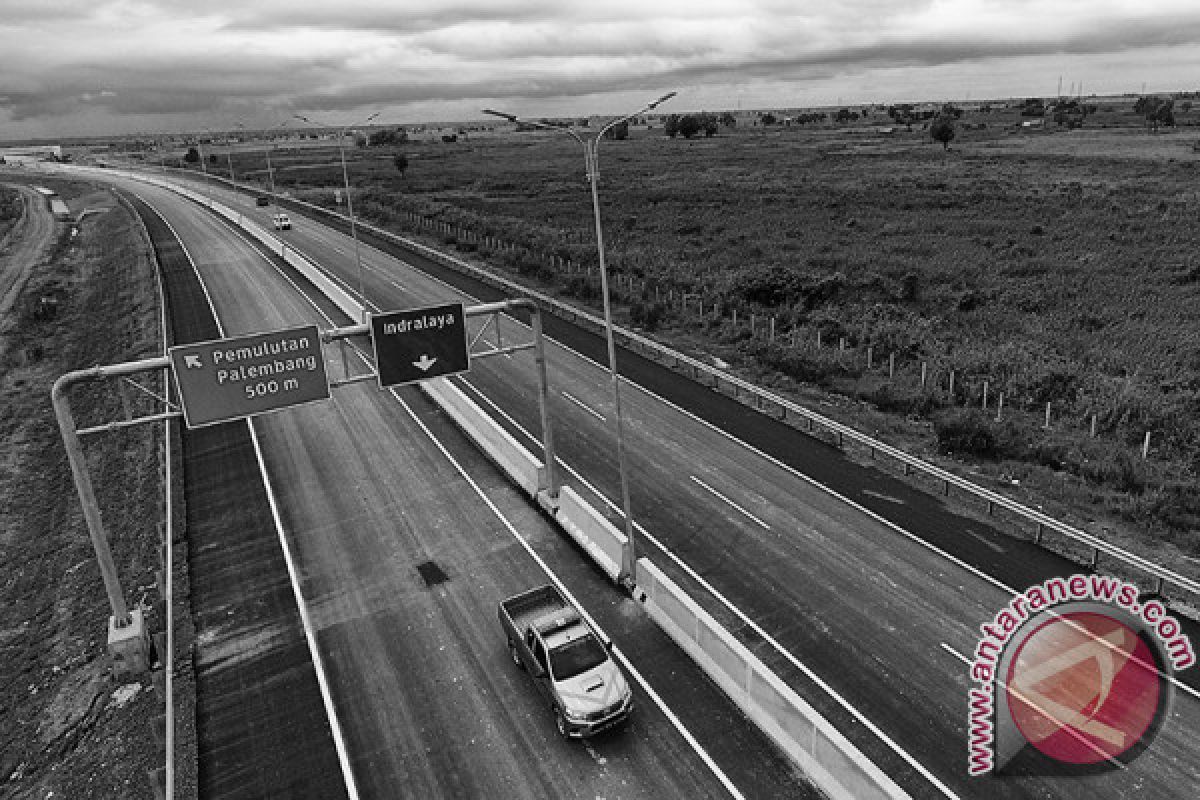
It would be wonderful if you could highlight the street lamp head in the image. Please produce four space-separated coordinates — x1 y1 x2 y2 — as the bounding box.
482 109 519 123
649 91 677 109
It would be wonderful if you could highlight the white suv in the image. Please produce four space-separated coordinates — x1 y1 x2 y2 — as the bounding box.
272 213 291 230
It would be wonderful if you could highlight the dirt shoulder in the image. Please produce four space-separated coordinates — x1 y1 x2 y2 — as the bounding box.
0 176 195 799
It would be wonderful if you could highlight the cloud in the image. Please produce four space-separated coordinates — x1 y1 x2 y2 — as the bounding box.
1 1 1199 137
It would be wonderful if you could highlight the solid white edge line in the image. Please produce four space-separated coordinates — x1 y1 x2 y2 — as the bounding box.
143 193 176 800
389 388 746 800
137 190 362 800
689 475 771 530
247 423 362 800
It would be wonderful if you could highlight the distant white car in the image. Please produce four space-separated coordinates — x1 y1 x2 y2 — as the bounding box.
272 213 291 230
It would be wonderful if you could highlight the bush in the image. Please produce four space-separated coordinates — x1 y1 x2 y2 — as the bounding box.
565 275 601 307
935 409 999 458
866 383 938 417
629 300 668 332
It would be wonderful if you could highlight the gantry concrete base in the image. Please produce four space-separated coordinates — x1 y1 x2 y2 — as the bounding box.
108 608 151 678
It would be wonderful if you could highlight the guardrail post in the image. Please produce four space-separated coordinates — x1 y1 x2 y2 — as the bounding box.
1034 523 1044 544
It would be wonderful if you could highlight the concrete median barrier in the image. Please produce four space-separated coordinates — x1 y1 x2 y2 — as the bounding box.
552 485 626 583
635 558 911 800
419 377 545 498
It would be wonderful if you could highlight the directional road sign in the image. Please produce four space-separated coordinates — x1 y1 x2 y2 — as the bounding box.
168 324 330 428
370 302 470 388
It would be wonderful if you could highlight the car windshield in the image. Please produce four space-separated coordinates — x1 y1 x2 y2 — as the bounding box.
549 634 607 680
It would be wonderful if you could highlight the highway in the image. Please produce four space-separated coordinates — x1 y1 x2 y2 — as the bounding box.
187 177 1200 799
85 166 1200 798
118 176 813 799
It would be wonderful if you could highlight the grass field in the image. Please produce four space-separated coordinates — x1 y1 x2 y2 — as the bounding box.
0 179 186 797
211 106 1200 560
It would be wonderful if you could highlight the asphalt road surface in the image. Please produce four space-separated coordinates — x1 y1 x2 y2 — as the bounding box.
119 175 814 799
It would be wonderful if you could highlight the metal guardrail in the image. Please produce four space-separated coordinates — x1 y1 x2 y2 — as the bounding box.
117 168 1200 609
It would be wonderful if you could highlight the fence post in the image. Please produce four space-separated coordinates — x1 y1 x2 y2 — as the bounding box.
1142 431 1151 459
996 393 1004 421
948 369 955 400
889 352 895 379
867 346 873 369
816 330 822 349
1090 414 1097 438
920 361 927 389
1044 402 1051 429
769 317 776 343
982 380 988 410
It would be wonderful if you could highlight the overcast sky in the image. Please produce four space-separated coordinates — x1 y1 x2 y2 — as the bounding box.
2 1 1198 140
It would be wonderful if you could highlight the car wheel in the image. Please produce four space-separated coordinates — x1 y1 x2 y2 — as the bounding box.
555 709 568 738
509 642 523 670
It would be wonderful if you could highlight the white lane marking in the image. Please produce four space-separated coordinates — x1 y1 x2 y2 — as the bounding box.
583 741 608 766
391 390 745 800
941 642 969 665
562 391 606 422
142 196 362 800
862 488 905 505
458 376 961 800
963 528 1006 554
689 475 771 530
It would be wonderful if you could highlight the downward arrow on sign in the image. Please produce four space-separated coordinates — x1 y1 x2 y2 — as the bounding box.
413 354 438 372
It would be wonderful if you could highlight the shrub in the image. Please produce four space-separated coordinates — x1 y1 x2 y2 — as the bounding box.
565 275 601 307
630 300 668 331
935 409 999 458
866 383 938 417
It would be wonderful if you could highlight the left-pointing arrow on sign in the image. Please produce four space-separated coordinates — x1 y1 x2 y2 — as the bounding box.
413 354 438 372
184 354 203 368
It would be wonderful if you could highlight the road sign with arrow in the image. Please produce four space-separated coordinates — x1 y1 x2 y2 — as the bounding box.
167 324 330 428
369 302 470 388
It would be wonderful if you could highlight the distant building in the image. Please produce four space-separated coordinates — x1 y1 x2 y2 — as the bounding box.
0 144 63 162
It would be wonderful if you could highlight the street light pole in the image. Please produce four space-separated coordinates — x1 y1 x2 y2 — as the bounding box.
294 112 380 322
195 137 213 206
483 92 676 589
